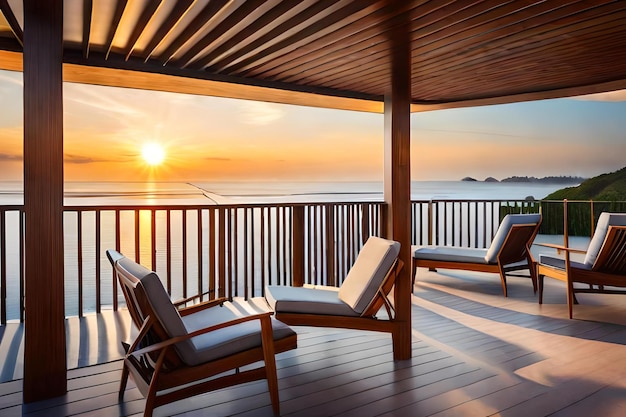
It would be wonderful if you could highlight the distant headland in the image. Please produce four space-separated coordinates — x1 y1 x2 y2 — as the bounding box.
461 175 585 184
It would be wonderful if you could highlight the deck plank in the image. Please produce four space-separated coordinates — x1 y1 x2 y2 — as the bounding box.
1 270 626 416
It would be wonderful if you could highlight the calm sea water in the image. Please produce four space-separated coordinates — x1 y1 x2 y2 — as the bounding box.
0 180 571 205
0 180 577 320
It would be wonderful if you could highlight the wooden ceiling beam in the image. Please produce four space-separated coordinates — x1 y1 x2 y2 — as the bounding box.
246 0 421 79
104 0 128 60
0 0 23 47
158 0 229 65
205 0 343 73
124 0 163 61
176 0 271 68
225 0 383 76
82 0 93 58
139 0 194 62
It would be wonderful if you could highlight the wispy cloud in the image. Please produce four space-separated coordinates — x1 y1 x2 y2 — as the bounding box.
240 101 286 125
0 153 22 161
571 89 626 102
205 156 231 161
64 154 112 164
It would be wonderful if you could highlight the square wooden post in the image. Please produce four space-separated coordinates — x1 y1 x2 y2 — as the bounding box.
384 19 412 360
23 0 66 402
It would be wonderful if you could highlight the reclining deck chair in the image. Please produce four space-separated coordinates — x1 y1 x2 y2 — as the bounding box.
107 250 297 417
265 236 402 333
412 213 542 297
537 212 626 318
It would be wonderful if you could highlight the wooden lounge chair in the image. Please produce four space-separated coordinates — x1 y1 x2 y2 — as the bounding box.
537 212 626 318
265 236 403 333
412 213 542 296
107 250 297 417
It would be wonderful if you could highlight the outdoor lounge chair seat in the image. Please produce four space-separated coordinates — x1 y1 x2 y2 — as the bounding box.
537 212 626 318
265 236 402 332
107 249 297 417
412 213 542 297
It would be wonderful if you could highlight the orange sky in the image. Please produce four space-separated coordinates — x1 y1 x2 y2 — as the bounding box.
1 69 625 183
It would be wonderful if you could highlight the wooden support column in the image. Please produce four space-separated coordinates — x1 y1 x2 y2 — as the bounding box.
384 19 412 360
23 0 66 402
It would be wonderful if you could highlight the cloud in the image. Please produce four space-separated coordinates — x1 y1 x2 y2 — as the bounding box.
571 89 626 102
240 101 286 125
0 153 22 161
0 71 23 87
64 154 112 164
205 156 231 161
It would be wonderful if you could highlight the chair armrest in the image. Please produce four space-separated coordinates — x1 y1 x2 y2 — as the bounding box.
172 292 221 308
178 297 229 316
131 311 275 358
535 242 587 254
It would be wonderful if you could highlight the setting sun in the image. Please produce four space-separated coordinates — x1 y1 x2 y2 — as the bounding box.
141 143 166 166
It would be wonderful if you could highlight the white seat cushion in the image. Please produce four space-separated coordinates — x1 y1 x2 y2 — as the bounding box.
265 285 359 316
413 246 490 264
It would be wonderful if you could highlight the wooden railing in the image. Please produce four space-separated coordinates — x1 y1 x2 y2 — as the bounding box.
1 198 622 323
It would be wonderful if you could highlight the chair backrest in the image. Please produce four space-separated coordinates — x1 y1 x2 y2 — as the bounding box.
584 213 626 267
485 213 542 263
591 225 626 273
108 250 200 366
337 236 400 315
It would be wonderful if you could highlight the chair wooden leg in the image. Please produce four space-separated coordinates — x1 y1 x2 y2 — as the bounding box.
538 274 544 304
411 260 417 288
260 316 280 416
119 363 129 400
566 280 574 319
498 266 508 297
529 260 538 293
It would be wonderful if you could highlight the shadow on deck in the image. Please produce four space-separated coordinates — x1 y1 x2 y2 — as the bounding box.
1 270 626 416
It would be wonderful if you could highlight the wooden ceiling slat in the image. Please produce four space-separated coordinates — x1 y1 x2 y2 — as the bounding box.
260 0 503 85
123 0 163 61
205 0 346 73
0 0 23 47
104 0 128 60
82 0 93 58
138 0 194 62
158 0 229 65
175 0 273 69
413 8 626 87
412 1 617 75
190 0 314 70
246 1 429 80
223 0 384 76
419 34 626 101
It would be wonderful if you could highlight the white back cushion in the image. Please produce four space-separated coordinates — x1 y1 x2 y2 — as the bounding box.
584 213 626 267
338 236 400 314
485 213 541 263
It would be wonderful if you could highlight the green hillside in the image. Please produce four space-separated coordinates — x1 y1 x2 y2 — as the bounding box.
544 166 626 201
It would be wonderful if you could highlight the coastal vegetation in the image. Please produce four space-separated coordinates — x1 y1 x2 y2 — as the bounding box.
544 166 626 201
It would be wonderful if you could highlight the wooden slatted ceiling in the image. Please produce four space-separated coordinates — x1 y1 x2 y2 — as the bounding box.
1 0 626 112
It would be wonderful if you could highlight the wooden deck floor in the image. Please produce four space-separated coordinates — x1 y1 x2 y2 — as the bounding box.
1 269 626 416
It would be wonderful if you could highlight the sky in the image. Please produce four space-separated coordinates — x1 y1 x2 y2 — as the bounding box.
1 68 625 183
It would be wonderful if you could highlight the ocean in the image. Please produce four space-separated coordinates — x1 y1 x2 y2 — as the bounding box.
0 180 570 206
0 180 578 320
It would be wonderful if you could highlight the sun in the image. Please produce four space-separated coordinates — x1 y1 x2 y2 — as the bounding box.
141 143 166 166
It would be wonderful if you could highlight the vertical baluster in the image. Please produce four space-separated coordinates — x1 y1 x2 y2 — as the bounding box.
166 210 172 295
95 210 101 314
199 208 205 301
325 204 335 287
260 206 266 292
114 210 120 309
243 208 249 299
151 209 156 272
218 207 226 299
292 205 305 287
182 210 188 299
134 210 140 263
1 209 5 324
233 208 239 298
267 206 273 288
77 211 83 317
